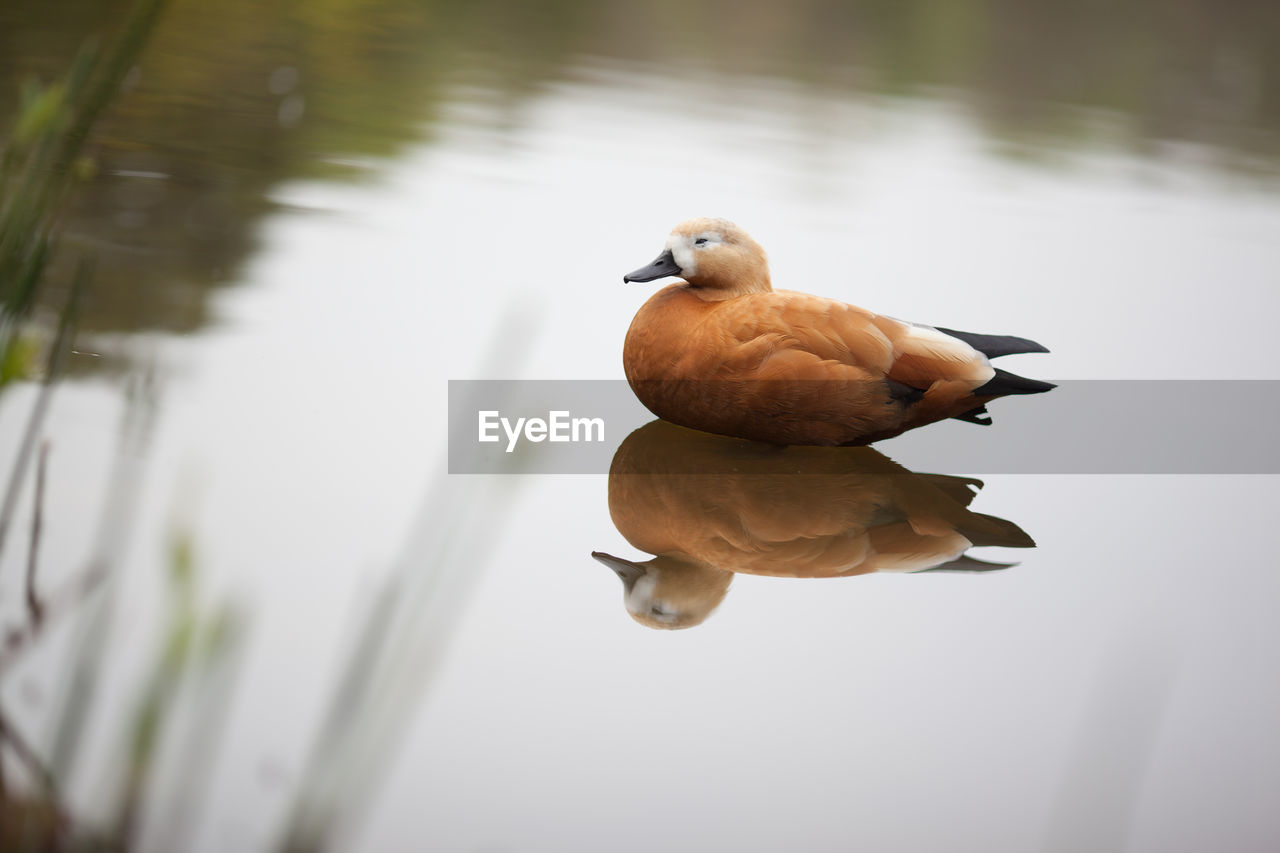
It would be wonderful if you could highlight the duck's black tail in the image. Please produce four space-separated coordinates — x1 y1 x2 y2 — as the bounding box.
935 327 1050 359
929 326 1053 425
952 368 1055 426
974 368 1057 397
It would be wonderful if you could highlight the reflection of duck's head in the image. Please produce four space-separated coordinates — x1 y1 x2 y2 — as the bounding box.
623 218 771 297
591 551 732 630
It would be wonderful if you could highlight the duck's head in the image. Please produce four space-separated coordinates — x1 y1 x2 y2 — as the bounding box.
623 218 771 298
591 550 732 630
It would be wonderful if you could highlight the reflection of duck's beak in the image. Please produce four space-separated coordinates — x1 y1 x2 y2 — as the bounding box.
623 249 681 283
591 551 646 586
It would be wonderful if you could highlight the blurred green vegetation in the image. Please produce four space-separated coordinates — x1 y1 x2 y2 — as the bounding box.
0 5 242 848
1 0 1277 344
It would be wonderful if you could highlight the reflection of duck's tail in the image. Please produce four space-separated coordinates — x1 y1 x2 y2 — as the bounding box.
915 554 1017 573
958 511 1037 549
918 474 984 507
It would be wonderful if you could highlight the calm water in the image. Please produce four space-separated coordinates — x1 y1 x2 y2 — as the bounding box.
2 2 1279 851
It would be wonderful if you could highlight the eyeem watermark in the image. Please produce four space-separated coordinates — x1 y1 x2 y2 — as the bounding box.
478 410 605 452
450 379 1280 474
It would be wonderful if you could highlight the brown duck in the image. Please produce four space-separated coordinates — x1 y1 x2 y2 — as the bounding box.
622 218 1053 445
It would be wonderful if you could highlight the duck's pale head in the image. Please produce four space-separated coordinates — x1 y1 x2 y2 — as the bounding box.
623 217 771 298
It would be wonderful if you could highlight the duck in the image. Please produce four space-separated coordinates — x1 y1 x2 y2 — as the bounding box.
593 420 1035 629
622 217 1054 445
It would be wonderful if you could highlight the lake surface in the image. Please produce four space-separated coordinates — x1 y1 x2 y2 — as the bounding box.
1 2 1279 851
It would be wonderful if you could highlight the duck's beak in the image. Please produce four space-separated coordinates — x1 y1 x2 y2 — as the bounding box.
623 249 681 283
591 551 647 586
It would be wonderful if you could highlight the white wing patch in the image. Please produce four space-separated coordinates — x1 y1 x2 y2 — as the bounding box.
899 322 983 363
873 535 973 572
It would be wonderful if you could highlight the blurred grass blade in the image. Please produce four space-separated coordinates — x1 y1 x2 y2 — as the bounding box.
47 366 159 781
278 311 538 851
0 258 87 561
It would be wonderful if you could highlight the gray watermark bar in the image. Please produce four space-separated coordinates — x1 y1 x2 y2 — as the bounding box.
448 380 1280 474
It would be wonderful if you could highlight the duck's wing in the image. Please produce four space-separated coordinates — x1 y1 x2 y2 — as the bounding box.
705 292 896 380
707 293 993 388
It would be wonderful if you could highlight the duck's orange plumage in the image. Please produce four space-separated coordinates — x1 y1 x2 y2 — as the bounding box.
622 217 1053 445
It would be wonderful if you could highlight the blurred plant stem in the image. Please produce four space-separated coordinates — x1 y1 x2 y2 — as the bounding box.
44 367 157 820
277 309 538 852
0 260 85 564
112 532 246 852
24 441 50 627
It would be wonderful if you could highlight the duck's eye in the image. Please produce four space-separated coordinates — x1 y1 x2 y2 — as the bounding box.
694 237 708 246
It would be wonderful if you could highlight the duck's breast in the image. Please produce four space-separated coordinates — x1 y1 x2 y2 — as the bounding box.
623 284 714 382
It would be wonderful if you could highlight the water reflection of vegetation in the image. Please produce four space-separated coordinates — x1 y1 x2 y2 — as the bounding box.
0 0 594 342
3 0 1278 345
595 420 1034 630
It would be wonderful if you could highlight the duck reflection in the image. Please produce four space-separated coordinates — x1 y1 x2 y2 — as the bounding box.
593 420 1035 629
